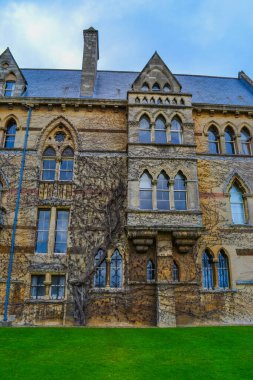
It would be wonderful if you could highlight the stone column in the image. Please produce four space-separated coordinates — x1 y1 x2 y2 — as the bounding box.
105 258 111 288
152 179 157 210
156 234 176 327
151 122 155 143
220 133 226 154
236 133 242 154
169 180 175 210
48 207 56 255
44 273 51 299
166 123 171 143
186 180 198 210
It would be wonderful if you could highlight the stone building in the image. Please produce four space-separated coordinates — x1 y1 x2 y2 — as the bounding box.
0 28 253 326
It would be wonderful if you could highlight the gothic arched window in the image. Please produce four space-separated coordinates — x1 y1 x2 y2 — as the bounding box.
208 126 220 154
147 260 155 281
94 249 106 288
241 127 251 155
229 183 245 224
163 83 171 92
42 147 56 181
157 172 170 210
173 261 179 282
218 250 230 289
139 115 151 143
141 83 149 91
60 147 74 181
225 127 236 154
171 117 182 144
4 119 17 148
174 173 187 210
155 116 166 144
140 172 152 210
110 250 122 288
152 83 160 91
202 251 214 289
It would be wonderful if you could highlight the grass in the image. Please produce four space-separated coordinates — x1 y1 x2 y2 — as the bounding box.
0 326 253 380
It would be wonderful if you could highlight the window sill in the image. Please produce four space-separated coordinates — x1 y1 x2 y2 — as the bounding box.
128 208 202 215
91 287 124 293
200 288 238 294
26 298 66 303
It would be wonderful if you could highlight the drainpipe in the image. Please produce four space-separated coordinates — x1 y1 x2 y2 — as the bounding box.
3 105 33 322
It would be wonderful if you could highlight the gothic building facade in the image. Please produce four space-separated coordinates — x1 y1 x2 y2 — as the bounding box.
0 28 253 326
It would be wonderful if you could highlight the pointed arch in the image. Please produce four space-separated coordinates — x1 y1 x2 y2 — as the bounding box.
240 126 252 155
202 250 214 289
155 115 166 144
140 171 153 210
224 126 236 154
37 116 80 153
4 118 17 148
142 97 148 104
110 249 122 288
147 259 155 281
225 172 250 194
171 116 182 144
94 249 106 288
141 82 149 91
157 170 170 210
218 250 230 289
172 260 179 281
163 83 171 92
208 125 220 154
157 97 163 105
174 171 187 210
152 82 161 91
139 114 151 143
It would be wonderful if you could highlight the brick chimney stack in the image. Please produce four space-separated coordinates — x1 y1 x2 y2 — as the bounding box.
80 27 99 97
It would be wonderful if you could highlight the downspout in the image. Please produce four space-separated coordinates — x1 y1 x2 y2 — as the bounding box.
3 106 33 322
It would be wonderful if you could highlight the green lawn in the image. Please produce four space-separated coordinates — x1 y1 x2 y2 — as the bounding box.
0 327 253 380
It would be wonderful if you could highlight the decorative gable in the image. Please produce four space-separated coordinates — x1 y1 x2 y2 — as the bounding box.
132 52 182 93
0 48 27 97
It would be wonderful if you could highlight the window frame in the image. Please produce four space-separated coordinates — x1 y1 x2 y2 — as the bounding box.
156 172 170 210
140 172 153 210
229 183 246 225
171 118 183 145
139 115 151 144
147 260 155 282
202 251 214 290
4 81 15 97
4 120 17 148
174 173 187 210
30 275 46 299
50 275 66 300
54 209 70 254
208 126 220 154
155 116 167 144
35 209 51 254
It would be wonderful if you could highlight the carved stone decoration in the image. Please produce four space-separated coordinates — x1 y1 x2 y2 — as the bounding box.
128 230 157 253
172 231 202 253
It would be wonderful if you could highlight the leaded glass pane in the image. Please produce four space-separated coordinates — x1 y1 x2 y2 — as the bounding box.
51 275 65 299
218 252 229 289
174 174 187 210
157 173 170 210
31 275 45 299
208 127 220 154
139 117 151 143
4 121 17 148
42 159 56 181
4 81 15 97
155 117 166 144
241 128 251 155
140 172 152 209
94 249 106 287
225 129 235 154
230 185 245 224
59 159 73 181
202 251 214 289
35 210 50 253
110 250 122 288
54 210 69 253
147 260 155 281
173 261 179 281
171 118 182 144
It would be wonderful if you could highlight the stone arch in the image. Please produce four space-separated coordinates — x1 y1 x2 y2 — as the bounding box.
169 111 186 124
135 110 152 123
36 116 80 154
3 114 21 130
203 120 221 136
153 111 169 124
224 171 251 194
139 169 153 181
238 122 253 135
221 122 237 135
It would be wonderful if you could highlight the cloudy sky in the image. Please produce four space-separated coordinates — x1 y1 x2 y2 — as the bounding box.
0 0 253 77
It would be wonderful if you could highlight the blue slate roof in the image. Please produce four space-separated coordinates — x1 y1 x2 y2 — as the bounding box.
20 69 253 106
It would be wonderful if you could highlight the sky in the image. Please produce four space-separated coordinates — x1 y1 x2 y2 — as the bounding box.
0 0 253 78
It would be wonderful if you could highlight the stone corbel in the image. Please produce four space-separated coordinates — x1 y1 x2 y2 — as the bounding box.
128 230 157 253
172 231 202 253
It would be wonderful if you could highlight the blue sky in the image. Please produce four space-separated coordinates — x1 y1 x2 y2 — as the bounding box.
0 0 253 77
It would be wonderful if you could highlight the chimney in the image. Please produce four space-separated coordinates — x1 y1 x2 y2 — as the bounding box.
81 27 99 97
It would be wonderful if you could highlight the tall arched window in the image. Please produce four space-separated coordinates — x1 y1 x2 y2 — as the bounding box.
42 147 56 181
152 83 160 91
229 183 245 224
171 117 182 144
140 172 152 210
208 126 220 154
4 81 16 97
147 260 155 281
60 147 74 181
141 83 149 91
173 261 179 281
4 119 17 148
110 250 122 288
94 249 106 287
241 128 251 155
157 172 170 210
139 116 151 143
155 116 166 144
225 127 236 154
174 173 187 210
218 251 229 289
202 251 214 289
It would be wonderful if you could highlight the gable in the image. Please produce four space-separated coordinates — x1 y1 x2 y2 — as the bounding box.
131 52 182 93
0 48 27 97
